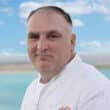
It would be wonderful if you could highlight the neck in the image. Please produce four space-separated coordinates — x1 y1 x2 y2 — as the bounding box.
40 74 53 83
68 53 75 63
39 68 64 84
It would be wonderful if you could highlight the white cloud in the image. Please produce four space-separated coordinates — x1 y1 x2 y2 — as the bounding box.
56 1 93 15
0 48 25 56
105 15 110 22
96 0 110 3
80 41 102 48
19 2 42 19
79 41 110 49
19 1 110 19
0 49 14 56
92 3 110 14
104 42 110 47
73 19 85 27
19 1 93 20
0 49 15 55
19 40 26 46
79 41 110 53
0 49 28 64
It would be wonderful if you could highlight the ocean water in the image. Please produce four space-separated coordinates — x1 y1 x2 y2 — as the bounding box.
0 71 37 110
0 69 110 110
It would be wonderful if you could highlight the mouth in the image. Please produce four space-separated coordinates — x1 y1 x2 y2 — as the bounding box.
35 54 53 61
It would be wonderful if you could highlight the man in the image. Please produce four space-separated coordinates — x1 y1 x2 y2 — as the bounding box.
20 6 110 110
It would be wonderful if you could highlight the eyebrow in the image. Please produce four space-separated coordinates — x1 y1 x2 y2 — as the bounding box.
47 30 62 35
28 30 62 36
27 32 38 36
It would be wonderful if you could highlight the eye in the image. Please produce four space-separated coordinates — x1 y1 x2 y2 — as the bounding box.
47 31 62 40
28 33 39 40
49 34 59 38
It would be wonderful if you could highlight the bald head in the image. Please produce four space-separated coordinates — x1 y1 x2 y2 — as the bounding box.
27 6 72 26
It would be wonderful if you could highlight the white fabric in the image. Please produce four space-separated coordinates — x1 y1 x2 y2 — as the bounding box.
20 54 110 110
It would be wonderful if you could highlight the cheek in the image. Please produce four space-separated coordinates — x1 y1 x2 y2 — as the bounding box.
27 45 32 56
62 43 72 58
54 46 67 59
27 44 35 61
27 41 36 53
27 41 32 52
63 41 71 51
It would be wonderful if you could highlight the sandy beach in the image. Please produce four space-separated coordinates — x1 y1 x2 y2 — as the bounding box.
0 64 34 72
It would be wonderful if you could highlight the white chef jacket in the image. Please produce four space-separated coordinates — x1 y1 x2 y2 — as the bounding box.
20 54 110 110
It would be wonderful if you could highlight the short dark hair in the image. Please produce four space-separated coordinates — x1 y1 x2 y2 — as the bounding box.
27 6 72 26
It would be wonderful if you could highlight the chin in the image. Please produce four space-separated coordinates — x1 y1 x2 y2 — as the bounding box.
38 68 52 74
38 64 52 72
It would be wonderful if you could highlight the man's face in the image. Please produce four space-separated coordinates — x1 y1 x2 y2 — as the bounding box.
27 10 75 75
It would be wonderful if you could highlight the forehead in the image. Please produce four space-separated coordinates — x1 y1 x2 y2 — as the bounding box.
27 9 71 33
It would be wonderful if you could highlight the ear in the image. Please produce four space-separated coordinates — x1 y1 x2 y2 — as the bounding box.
71 33 76 49
70 33 76 54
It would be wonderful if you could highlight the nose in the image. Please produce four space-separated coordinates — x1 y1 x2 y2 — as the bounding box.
37 38 48 52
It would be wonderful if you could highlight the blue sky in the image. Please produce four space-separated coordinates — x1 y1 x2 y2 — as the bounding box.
0 0 110 56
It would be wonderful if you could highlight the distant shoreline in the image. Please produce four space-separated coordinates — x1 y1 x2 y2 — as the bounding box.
0 64 34 72
95 65 110 70
0 53 110 72
0 63 110 72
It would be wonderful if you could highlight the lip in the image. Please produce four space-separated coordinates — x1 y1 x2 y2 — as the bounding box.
35 54 52 57
35 54 53 60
